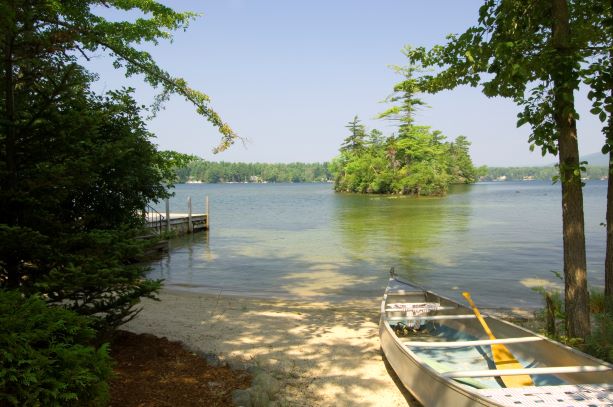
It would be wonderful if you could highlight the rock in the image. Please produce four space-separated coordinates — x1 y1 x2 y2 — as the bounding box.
252 372 281 399
227 358 246 371
248 385 270 407
246 365 264 376
231 389 252 407
204 353 222 367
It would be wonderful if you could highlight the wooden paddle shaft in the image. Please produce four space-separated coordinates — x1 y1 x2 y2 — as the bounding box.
462 292 496 340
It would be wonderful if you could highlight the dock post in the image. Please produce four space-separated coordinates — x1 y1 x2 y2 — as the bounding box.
187 196 193 233
205 196 209 229
165 198 170 233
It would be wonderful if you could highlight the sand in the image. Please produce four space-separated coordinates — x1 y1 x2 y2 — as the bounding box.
123 289 421 406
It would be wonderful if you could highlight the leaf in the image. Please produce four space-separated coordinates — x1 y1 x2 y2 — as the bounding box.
600 111 607 122
591 107 602 115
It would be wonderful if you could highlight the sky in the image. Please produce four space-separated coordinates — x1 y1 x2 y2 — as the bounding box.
86 0 605 167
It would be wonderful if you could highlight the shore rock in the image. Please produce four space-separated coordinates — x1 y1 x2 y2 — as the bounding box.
232 389 252 407
248 385 270 407
252 372 281 399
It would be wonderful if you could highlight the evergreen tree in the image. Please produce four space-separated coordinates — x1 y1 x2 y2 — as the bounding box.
341 116 368 153
0 0 226 333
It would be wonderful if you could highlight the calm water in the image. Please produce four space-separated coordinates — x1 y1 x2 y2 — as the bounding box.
149 181 607 308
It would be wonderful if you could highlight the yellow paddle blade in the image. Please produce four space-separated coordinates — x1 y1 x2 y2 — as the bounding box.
491 344 534 387
462 292 534 388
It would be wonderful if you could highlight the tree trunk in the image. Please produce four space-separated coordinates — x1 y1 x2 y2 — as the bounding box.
2 3 20 288
606 152 613 309
552 0 590 338
604 0 613 312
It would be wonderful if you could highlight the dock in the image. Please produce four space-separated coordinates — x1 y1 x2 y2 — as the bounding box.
145 196 209 236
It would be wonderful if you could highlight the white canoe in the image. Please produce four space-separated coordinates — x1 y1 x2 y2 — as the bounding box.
379 273 613 406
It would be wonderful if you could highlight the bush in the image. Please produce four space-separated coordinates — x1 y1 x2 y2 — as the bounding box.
0 291 112 406
583 295 613 363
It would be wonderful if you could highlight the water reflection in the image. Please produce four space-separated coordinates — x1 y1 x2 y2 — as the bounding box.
334 189 472 282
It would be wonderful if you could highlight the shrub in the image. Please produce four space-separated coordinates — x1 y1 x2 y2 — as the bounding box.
0 291 112 406
584 314 613 363
583 296 613 363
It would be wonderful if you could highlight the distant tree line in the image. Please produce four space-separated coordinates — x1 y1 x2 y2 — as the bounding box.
176 161 333 183
483 166 608 181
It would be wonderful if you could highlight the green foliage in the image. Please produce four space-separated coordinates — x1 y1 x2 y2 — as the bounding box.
341 116 368 153
583 292 613 363
583 307 613 363
407 0 597 338
1 47 164 335
33 229 163 334
332 65 478 197
333 121 476 195
0 291 112 406
0 0 237 152
533 285 612 363
0 1 223 401
331 64 477 196
377 55 429 130
177 161 333 184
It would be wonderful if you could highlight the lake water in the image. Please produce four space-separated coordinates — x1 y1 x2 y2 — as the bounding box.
149 181 607 309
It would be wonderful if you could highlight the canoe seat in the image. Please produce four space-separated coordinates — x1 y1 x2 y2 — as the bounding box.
443 365 612 378
387 314 477 322
386 302 441 313
403 336 544 348
478 383 613 406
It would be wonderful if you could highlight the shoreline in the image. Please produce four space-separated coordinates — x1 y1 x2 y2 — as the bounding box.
124 288 538 406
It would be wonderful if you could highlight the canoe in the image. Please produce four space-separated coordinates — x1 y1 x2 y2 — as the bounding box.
379 271 613 407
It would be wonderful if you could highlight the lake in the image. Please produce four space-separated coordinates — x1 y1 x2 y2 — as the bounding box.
149 181 607 309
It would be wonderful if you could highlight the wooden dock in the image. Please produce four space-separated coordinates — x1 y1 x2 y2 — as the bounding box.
145 196 209 236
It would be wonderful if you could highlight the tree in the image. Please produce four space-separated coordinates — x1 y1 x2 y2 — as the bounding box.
377 59 429 131
0 1 232 332
0 64 169 331
0 1 238 156
581 0 613 309
341 116 368 153
378 61 451 195
407 0 591 337
447 136 478 183
332 79 474 195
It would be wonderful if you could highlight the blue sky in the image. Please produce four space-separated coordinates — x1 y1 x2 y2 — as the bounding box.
87 0 604 167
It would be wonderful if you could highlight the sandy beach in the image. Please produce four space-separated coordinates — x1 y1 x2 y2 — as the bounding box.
124 289 421 406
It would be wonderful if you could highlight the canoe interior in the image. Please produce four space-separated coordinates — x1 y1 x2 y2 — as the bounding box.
382 279 613 391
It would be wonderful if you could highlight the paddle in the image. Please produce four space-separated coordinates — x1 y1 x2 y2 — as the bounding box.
462 292 534 388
